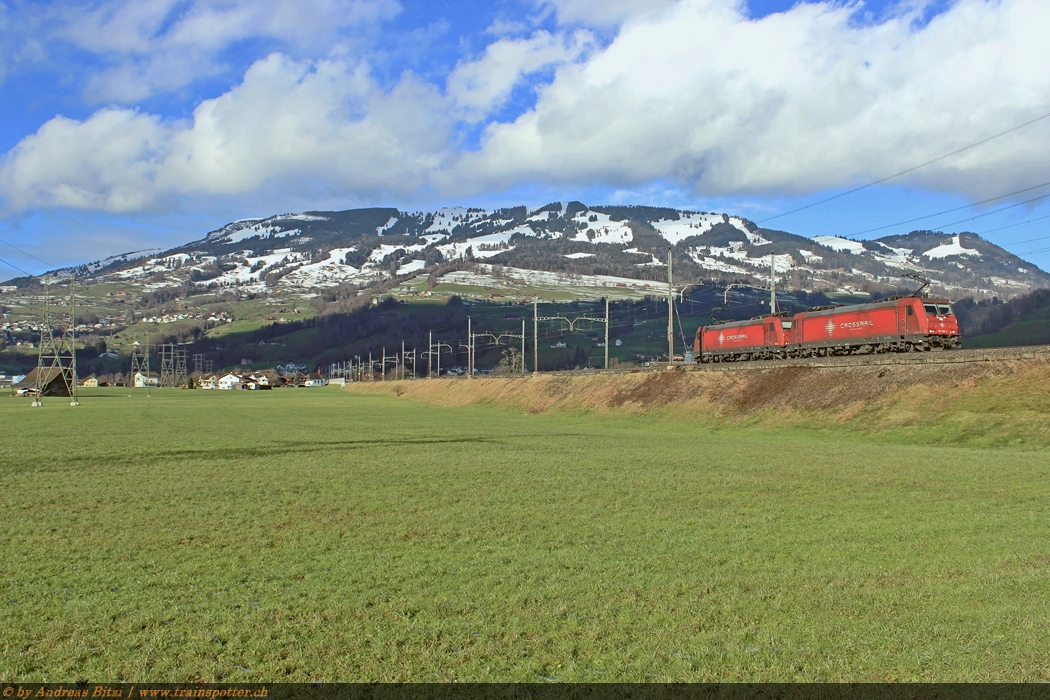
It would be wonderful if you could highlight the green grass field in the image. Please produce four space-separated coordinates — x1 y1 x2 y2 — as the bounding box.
2 387 1050 682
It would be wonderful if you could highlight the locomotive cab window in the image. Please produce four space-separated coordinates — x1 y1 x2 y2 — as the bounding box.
923 304 937 315
907 306 915 316
937 304 952 316
769 323 775 331
781 321 793 329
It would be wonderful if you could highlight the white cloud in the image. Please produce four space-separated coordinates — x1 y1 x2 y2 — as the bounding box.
447 30 594 120
3 0 1050 214
540 0 680 27
54 0 401 101
451 0 1050 201
0 108 175 211
0 54 450 212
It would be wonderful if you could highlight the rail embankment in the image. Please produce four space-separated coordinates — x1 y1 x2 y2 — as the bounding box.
344 358 1050 447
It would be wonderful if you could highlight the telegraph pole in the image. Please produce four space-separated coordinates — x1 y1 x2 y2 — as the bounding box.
769 252 776 314
401 341 406 380
533 300 538 374
381 347 386 380
667 247 674 364
521 319 526 374
468 317 473 378
429 331 433 378
605 297 610 370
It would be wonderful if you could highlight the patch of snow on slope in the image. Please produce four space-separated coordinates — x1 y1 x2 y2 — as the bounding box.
282 247 362 288
650 212 722 244
650 213 751 244
798 250 823 264
702 242 749 261
426 207 488 233
571 212 633 244
396 259 426 275
86 248 164 272
814 236 865 254
215 222 301 244
437 240 513 261
500 224 544 240
466 230 523 247
923 235 980 259
746 231 771 246
638 255 666 267
366 243 427 267
376 217 398 235
872 244 916 269
438 265 671 296
564 252 595 259
688 252 748 275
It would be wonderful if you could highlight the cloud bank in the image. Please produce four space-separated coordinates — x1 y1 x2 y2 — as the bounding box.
2 0 1049 214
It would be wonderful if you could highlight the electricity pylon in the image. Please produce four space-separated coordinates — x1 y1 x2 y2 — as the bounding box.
32 275 78 407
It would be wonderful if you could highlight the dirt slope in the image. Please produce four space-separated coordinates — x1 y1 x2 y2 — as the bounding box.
344 361 1050 447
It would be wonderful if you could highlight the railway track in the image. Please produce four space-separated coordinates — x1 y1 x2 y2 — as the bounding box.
678 344 1050 372
560 345 1050 376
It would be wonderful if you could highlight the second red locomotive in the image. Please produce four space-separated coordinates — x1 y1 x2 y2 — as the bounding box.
694 296 960 362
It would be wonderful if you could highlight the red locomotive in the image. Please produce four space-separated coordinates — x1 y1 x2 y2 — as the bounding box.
694 296 961 362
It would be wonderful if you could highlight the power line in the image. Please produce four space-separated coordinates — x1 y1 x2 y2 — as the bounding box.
0 255 33 277
759 107 1050 225
921 191 1050 233
985 214 1050 241
0 236 53 268
1003 233 1050 248
844 179 1050 237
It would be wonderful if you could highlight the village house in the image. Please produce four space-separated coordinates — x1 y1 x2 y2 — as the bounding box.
134 371 159 387
199 374 217 390
304 372 327 387
218 373 242 390
80 375 98 387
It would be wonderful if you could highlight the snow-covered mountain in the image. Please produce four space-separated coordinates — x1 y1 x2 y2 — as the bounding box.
42 203 1050 299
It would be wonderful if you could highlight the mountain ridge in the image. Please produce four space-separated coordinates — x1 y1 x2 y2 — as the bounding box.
4 203 1048 302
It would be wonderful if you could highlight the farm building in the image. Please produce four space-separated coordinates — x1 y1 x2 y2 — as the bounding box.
199 374 217 390
14 367 75 396
81 376 98 387
134 371 159 387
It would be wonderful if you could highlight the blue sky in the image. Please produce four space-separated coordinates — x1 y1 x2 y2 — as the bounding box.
1 0 1049 279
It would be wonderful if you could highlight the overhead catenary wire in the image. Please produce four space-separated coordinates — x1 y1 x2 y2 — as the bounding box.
919 191 1050 233
843 179 1050 238
1003 232 1050 248
759 107 1050 224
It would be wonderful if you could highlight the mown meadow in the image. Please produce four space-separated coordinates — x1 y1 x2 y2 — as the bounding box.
2 386 1049 682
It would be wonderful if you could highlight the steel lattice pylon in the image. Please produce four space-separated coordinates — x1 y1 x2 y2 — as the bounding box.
32 275 78 407
158 343 175 387
128 339 149 396
174 345 188 386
